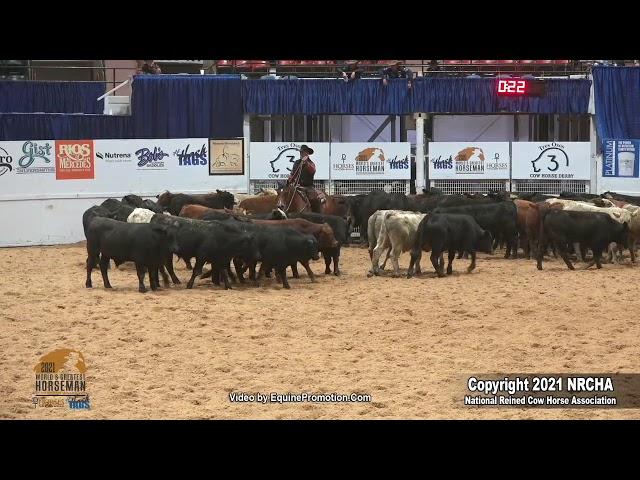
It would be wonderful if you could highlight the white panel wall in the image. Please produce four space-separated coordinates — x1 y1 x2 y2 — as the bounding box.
434 115 517 142
0 138 250 247
595 155 640 195
0 196 148 247
332 115 401 142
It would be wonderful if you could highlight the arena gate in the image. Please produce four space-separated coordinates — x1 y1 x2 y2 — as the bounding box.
510 179 590 195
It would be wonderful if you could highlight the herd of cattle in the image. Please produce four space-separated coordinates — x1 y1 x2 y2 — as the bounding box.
80 187 640 293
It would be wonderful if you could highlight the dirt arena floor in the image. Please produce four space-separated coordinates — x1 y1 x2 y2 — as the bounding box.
2 242 640 420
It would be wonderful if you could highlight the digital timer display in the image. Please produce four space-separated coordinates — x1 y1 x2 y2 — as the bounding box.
496 79 545 96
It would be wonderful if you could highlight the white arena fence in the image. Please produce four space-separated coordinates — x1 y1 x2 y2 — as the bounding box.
430 180 510 195
511 180 590 195
329 180 410 196
250 180 328 194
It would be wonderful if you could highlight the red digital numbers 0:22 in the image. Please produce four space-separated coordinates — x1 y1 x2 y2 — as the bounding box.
497 79 527 95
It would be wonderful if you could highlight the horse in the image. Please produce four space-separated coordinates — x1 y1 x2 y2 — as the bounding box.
276 185 349 216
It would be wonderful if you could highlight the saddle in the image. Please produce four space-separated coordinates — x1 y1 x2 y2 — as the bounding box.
296 186 326 212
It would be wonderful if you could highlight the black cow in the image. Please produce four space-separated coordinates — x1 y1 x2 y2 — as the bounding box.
85 217 180 293
344 194 368 242
210 221 320 288
120 194 165 213
407 213 493 278
82 205 114 268
516 193 556 203
158 190 235 216
436 194 501 208
153 216 260 290
122 194 145 208
100 198 135 222
277 212 347 276
142 199 165 213
432 201 518 258
558 192 601 201
406 194 445 213
249 225 320 289
602 191 640 206
537 210 630 270
352 191 409 244
82 205 113 238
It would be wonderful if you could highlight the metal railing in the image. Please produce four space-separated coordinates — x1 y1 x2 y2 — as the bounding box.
214 60 593 79
0 63 137 91
0 61 600 89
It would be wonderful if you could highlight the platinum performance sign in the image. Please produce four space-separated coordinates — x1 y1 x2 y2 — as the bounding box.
602 139 640 178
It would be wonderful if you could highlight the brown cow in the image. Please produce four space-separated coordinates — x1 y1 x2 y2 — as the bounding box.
239 195 279 214
525 201 564 259
179 204 246 219
514 199 536 258
251 218 338 281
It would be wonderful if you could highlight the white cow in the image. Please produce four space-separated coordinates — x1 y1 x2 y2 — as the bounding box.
545 198 632 263
369 211 427 277
127 208 161 224
366 210 404 272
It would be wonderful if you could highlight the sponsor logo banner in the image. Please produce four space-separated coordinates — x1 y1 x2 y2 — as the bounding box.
330 143 411 180
250 142 330 180
56 140 94 180
602 139 640 178
512 142 591 180
428 143 510 180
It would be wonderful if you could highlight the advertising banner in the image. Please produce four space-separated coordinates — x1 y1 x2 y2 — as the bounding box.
428 142 510 180
512 142 591 180
602 140 639 178
329 142 411 180
249 142 330 180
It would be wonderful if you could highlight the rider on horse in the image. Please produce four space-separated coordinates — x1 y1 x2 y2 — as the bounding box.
287 145 321 212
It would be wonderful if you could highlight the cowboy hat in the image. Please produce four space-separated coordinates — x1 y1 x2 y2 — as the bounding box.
300 145 314 155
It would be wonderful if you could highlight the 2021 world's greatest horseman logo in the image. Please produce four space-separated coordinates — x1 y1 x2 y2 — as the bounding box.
33 349 90 409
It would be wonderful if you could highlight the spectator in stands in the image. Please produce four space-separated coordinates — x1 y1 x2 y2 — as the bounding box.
382 61 414 89
140 60 162 75
338 61 362 82
426 59 441 77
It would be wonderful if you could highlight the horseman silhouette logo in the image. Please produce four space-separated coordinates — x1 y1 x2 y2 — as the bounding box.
531 147 569 173
455 146 485 174
355 147 385 174
34 348 87 374
270 147 298 173
356 147 386 162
